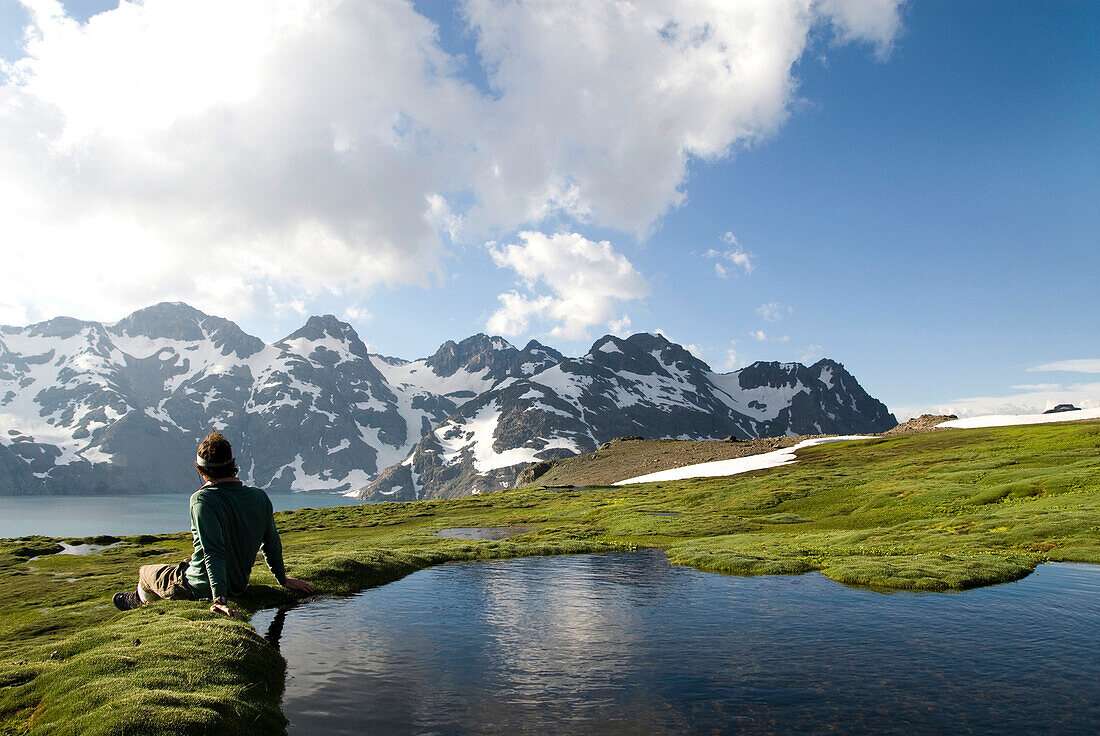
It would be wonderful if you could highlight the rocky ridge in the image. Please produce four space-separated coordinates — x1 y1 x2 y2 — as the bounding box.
0 303 552 495
356 333 897 501
0 302 897 498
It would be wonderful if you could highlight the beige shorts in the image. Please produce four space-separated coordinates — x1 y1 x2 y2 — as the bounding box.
138 560 196 601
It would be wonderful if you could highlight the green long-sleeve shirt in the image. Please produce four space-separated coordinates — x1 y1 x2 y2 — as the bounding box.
184 481 287 601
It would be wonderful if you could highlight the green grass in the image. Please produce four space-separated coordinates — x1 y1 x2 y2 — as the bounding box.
2 420 1098 734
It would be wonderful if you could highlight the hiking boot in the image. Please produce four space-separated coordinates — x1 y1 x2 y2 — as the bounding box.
113 590 142 611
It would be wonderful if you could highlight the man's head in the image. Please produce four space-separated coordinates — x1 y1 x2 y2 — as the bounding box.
196 430 239 482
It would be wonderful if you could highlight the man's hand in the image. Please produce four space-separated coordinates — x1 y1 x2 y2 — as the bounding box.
210 602 243 619
284 577 314 594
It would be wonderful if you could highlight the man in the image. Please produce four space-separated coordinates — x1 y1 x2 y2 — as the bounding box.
113 430 313 618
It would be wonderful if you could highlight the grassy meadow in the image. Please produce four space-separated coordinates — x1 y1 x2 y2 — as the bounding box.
1 420 1098 734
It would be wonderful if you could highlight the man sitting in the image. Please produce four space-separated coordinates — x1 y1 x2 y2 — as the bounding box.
113 430 313 618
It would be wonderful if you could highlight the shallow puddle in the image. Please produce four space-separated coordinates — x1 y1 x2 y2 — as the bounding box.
254 551 1100 735
434 526 537 540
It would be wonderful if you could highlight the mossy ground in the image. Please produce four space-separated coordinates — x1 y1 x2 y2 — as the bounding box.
2 420 1098 734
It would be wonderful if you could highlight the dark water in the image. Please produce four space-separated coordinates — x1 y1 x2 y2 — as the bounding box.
252 551 1100 735
0 491 365 538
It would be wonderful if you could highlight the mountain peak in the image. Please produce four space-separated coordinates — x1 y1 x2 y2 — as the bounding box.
308 314 357 336
26 316 102 340
624 332 673 349
279 315 369 358
521 338 553 352
425 334 517 377
619 332 711 374
110 302 209 341
110 302 264 358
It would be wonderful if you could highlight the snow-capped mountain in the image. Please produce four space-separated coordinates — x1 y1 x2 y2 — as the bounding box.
357 333 897 501
0 303 545 495
0 303 896 497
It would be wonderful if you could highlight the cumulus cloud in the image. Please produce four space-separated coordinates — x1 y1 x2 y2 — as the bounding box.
0 0 903 322
486 231 648 340
705 232 754 278
749 329 789 343
799 344 825 363
653 328 707 362
719 343 743 372
276 298 308 317
816 0 904 59
343 305 373 323
756 302 793 322
607 315 633 336
1028 359 1100 373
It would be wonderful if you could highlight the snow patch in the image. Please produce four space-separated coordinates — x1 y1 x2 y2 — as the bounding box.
614 436 876 485
710 372 808 421
438 402 580 473
375 358 498 398
937 408 1100 429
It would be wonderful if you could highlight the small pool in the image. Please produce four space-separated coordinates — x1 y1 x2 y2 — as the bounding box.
252 551 1100 735
434 526 537 540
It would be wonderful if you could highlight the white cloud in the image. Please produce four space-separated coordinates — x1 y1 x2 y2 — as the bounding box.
705 233 754 277
487 231 649 340
0 0 902 323
756 302 793 322
749 329 789 343
343 305 373 323
0 296 29 326
1029 359 1100 373
799 344 825 363
607 315 633 336
279 299 308 316
816 0 904 59
653 328 706 362
892 383 1100 423
683 343 706 360
719 343 743 372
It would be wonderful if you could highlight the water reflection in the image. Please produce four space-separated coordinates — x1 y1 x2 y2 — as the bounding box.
263 605 292 649
252 552 1100 735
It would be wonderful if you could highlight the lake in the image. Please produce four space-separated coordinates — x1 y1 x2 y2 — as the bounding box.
252 550 1100 736
0 491 365 538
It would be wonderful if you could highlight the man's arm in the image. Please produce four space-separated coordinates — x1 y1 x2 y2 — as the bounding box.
260 515 288 585
261 505 314 595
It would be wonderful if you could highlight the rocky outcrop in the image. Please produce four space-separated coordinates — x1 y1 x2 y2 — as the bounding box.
883 414 958 435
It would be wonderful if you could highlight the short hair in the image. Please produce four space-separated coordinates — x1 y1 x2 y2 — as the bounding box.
196 430 239 479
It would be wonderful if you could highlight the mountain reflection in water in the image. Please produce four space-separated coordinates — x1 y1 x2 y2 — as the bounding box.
251 550 1100 735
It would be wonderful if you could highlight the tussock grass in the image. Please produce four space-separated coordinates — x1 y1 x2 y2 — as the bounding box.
2 420 1098 734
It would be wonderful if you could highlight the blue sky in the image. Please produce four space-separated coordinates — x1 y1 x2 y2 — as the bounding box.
0 0 1096 418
